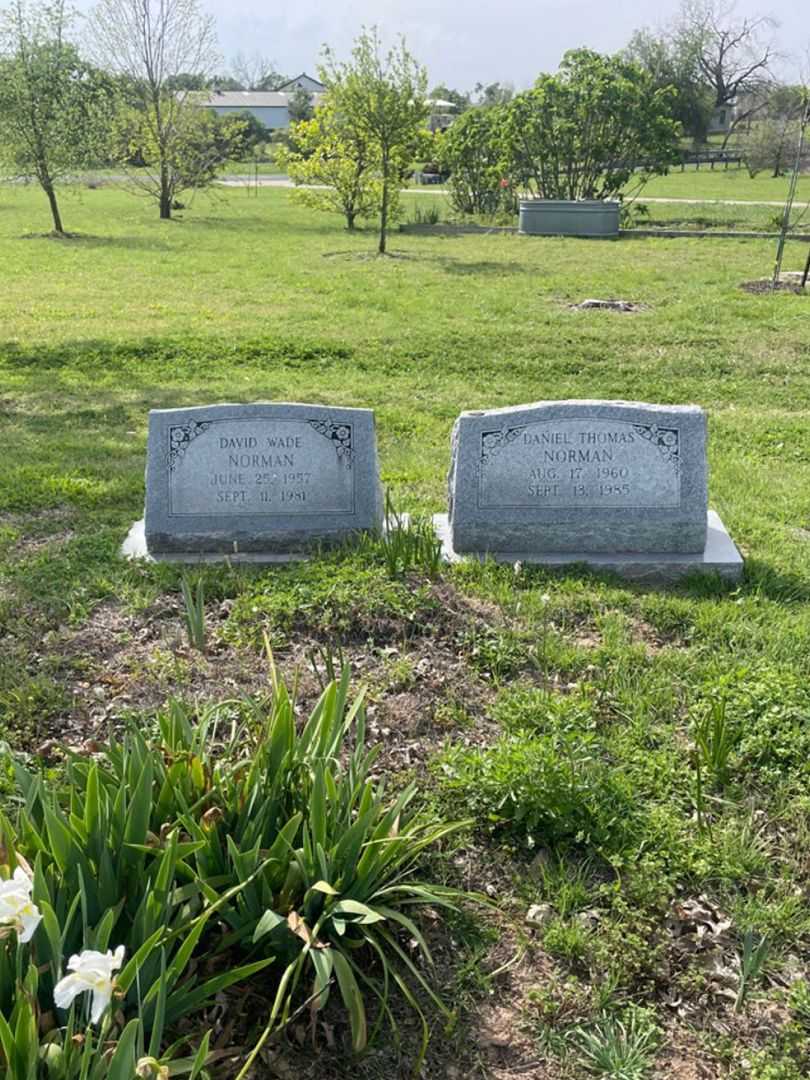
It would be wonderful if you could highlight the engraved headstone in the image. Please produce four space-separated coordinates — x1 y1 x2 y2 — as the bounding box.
124 403 383 561
436 400 742 581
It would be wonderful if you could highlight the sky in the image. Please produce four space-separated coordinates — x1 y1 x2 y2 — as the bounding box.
69 0 806 88
202 0 806 89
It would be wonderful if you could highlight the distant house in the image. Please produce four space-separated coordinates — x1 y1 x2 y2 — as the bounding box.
276 73 326 94
201 88 324 131
708 103 735 136
427 98 457 133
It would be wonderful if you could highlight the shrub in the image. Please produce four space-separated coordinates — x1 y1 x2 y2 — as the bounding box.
436 733 637 854
501 49 680 201
438 107 517 216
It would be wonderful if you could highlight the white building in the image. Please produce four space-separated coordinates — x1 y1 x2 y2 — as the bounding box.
201 75 326 131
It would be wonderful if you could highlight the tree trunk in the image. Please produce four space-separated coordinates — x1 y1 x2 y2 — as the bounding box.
346 209 356 230
380 177 390 254
160 165 172 220
42 177 64 235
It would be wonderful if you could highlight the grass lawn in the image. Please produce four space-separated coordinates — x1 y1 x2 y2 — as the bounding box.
3 182 810 1078
631 166 810 204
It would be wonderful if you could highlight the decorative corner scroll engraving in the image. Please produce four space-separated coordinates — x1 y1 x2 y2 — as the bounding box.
168 420 211 470
634 424 680 473
480 426 527 464
308 420 353 467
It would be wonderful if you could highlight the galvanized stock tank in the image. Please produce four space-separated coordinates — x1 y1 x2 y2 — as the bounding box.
518 199 620 238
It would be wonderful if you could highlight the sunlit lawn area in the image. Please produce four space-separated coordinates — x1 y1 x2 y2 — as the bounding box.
2 181 810 1078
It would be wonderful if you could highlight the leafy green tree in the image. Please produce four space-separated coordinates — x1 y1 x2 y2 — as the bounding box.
113 104 253 206
287 86 314 123
430 83 471 112
0 0 114 234
502 49 681 201
278 98 387 230
439 106 515 216
90 0 219 219
625 27 714 143
320 27 428 254
473 80 514 107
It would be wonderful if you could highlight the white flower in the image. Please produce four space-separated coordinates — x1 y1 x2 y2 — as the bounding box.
54 945 126 1024
0 866 42 944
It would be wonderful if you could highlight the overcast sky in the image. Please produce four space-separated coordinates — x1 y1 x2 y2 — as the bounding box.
201 0 805 88
70 0 806 88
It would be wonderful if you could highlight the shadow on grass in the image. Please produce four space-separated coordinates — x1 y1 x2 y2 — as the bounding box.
0 335 354 373
19 231 172 252
320 249 530 275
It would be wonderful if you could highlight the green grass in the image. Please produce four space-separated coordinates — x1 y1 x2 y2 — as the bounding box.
633 165 810 204
3 180 810 1076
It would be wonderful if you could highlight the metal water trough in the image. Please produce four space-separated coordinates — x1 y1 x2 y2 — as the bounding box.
519 199 620 238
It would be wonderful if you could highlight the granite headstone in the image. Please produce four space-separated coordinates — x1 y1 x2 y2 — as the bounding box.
125 402 383 561
437 400 742 581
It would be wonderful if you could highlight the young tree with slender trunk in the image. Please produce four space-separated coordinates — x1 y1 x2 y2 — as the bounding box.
89 0 219 220
0 0 113 234
320 28 428 255
279 99 389 230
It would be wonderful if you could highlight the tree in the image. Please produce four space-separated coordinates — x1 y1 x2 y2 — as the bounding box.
229 50 286 91
287 86 314 123
90 0 219 219
502 49 681 202
279 98 387 230
625 27 714 142
473 81 513 107
430 83 471 112
674 0 778 145
113 104 254 205
439 106 515 216
741 90 806 176
320 28 428 254
0 0 113 234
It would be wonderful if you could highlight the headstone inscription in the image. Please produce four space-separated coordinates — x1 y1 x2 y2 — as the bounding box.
124 402 383 561
437 400 743 581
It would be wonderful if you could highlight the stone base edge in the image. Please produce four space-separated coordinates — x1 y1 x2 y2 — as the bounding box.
432 510 743 583
121 519 309 564
121 516 402 565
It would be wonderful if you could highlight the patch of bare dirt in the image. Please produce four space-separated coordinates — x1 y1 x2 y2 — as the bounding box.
741 275 808 295
36 581 504 764
653 1021 720 1079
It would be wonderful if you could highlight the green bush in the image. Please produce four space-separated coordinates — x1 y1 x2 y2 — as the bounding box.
436 733 637 853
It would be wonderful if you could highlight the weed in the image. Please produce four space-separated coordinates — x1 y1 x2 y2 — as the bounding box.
435 733 637 854
735 930 771 1012
569 1006 661 1079
693 696 736 789
180 574 206 651
377 493 443 579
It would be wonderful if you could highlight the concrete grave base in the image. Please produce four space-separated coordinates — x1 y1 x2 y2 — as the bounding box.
432 510 743 583
122 518 309 564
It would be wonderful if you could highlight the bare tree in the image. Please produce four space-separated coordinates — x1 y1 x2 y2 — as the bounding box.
676 0 778 145
90 0 219 219
230 50 285 90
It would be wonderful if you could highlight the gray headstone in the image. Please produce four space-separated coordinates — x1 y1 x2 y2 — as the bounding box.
143 402 383 556
448 400 708 555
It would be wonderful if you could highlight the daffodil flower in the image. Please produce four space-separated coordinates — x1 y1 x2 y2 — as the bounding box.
54 945 126 1024
0 866 42 943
